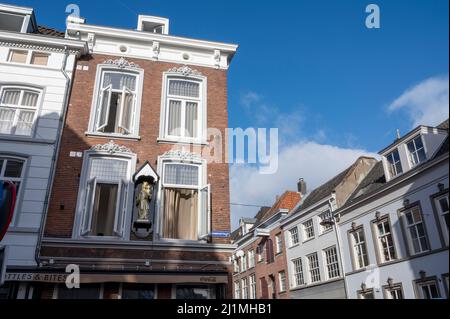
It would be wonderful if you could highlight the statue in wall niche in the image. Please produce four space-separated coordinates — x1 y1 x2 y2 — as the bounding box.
136 181 152 222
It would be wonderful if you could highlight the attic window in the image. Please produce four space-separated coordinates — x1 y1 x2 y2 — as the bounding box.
386 149 403 178
137 15 169 35
407 136 426 167
0 12 25 32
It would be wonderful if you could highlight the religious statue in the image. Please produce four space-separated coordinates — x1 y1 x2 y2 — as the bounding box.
136 181 152 222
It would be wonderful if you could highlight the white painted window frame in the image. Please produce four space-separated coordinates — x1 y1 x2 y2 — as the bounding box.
292 257 305 287
7 49 50 67
87 65 144 140
434 194 449 246
249 274 256 299
278 271 287 292
350 227 369 270
401 206 430 256
323 246 340 280
405 134 427 168
386 149 403 178
72 150 136 241
306 252 321 284
289 226 299 247
0 85 42 137
155 154 210 243
159 72 207 145
248 249 255 269
302 219 315 241
374 218 397 263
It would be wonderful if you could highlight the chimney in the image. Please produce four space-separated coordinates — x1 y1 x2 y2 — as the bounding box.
396 129 401 140
297 178 307 195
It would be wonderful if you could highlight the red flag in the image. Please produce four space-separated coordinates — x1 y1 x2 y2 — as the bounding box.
0 181 16 242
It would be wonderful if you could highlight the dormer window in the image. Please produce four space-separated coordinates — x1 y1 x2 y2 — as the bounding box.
386 149 403 178
407 136 426 167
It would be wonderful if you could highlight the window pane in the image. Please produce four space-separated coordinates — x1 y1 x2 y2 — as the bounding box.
103 73 136 91
185 102 198 138
439 198 449 213
90 183 118 237
4 160 23 178
169 80 200 98
176 286 211 299
164 164 199 186
168 100 182 136
121 284 155 299
0 108 15 134
9 50 27 64
30 53 49 66
58 284 100 299
21 91 39 107
1 90 20 105
89 159 128 180
119 91 134 134
15 110 35 136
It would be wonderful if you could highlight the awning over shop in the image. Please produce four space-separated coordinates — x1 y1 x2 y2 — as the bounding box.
4 271 229 284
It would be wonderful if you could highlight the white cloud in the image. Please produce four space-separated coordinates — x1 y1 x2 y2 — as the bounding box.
230 141 378 229
388 75 449 128
241 91 262 108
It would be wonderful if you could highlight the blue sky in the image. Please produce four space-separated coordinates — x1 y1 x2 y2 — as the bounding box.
7 0 449 228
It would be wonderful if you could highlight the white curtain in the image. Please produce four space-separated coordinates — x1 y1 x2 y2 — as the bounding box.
0 108 14 134
15 110 35 135
169 80 199 98
168 100 181 136
21 91 38 107
185 102 198 138
2 90 20 105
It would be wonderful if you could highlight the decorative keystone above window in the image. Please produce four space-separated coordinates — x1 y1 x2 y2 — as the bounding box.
103 57 141 69
90 140 133 154
161 150 202 161
167 65 202 77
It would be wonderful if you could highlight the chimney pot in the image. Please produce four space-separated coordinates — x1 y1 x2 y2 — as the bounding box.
298 178 307 195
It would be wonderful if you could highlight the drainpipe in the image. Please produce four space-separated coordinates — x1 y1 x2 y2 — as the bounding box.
329 193 349 299
35 45 73 266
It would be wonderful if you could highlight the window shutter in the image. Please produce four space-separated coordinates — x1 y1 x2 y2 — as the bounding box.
266 239 274 263
81 178 96 236
96 85 112 131
199 184 211 240
114 180 128 237
118 87 134 134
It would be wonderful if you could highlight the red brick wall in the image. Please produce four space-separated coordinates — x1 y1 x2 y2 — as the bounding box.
233 225 290 299
44 54 231 244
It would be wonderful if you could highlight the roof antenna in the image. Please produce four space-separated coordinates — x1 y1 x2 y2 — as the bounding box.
396 129 401 140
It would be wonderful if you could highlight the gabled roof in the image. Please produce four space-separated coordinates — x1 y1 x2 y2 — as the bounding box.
231 192 301 243
299 163 357 212
340 161 386 209
437 119 449 131
339 119 449 213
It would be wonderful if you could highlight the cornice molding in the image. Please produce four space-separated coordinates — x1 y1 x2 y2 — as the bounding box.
102 57 141 69
166 65 203 77
161 150 202 161
0 41 79 54
90 140 133 154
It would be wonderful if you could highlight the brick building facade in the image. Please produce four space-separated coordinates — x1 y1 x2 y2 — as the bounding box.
231 191 301 299
1 12 238 299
